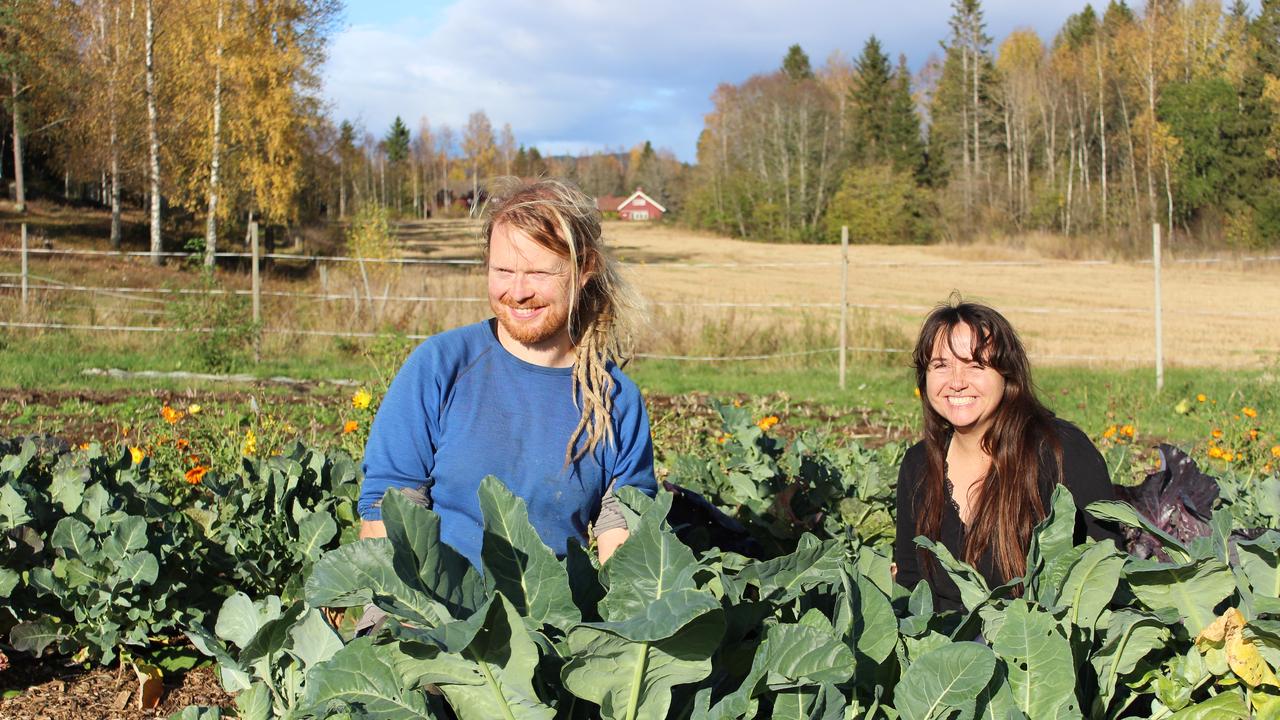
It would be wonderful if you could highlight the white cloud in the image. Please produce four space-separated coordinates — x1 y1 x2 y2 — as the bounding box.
323 0 1123 161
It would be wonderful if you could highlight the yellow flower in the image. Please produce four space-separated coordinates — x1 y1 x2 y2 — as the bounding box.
1197 393 1207 403
352 389 373 410
1212 429 1224 439
187 403 202 416
242 429 257 456
129 446 146 464
1103 425 1117 439
161 405 184 424
1248 429 1259 441
185 466 208 484
913 387 921 399
1242 406 1258 419
1271 445 1280 458
756 416 780 432
1222 452 1235 462
1121 425 1135 438
1208 446 1225 459
78 442 90 450
342 420 359 435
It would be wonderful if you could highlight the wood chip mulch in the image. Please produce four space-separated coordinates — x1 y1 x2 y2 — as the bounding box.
0 657 232 720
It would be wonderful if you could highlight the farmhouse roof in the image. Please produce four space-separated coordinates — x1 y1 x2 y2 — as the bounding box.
618 188 666 213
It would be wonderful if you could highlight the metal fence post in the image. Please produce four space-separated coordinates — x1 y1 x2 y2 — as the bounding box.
1153 223 1164 392
839 225 849 390
251 221 261 363
20 223 29 316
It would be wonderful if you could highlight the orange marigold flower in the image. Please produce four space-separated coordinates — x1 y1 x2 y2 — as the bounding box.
175 438 189 450
1271 445 1280 458
78 442 90 450
161 405 184 424
1248 429 1259 441
717 434 732 444
1103 425 1117 439
185 466 208 484
1242 406 1258 419
129 446 146 464
1222 452 1235 462
342 420 359 435
187 454 200 466
1121 425 1135 438
1196 393 1207 403
1212 429 1224 439
756 416 780 432
1208 446 1225 459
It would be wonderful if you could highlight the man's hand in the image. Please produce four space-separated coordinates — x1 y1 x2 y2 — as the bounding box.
360 519 387 539
596 527 629 564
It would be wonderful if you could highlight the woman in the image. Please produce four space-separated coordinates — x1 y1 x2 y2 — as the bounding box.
893 299 1120 612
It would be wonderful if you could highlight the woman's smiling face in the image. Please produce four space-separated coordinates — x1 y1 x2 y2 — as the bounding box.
924 323 1007 438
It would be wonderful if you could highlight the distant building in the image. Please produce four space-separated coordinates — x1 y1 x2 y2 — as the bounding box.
597 188 666 221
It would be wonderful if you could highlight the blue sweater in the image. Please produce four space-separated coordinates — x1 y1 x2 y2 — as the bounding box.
359 320 656 568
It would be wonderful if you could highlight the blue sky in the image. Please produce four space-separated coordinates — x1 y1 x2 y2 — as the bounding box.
322 1 1246 162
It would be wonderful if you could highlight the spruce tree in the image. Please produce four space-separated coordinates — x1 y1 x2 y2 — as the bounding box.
384 116 410 164
782 44 813 80
851 36 894 163
887 55 927 182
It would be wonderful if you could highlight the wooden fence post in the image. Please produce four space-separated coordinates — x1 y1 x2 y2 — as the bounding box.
251 221 261 363
839 225 849 391
20 223 29 316
1153 223 1164 392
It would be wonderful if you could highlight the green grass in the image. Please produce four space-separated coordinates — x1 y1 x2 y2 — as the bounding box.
3 329 1276 459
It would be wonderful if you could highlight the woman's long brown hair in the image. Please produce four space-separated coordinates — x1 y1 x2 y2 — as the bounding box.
910 300 1063 588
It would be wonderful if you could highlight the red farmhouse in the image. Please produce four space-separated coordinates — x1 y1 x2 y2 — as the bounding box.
597 189 666 221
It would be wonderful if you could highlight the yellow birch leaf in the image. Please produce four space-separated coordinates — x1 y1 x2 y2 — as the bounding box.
134 662 164 709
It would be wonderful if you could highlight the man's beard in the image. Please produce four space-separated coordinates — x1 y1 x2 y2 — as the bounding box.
492 298 571 346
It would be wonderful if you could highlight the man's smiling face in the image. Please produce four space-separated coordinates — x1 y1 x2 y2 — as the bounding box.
487 221 575 351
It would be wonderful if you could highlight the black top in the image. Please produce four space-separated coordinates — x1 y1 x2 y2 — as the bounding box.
893 418 1122 613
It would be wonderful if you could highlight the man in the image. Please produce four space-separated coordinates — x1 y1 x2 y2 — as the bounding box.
358 178 655 567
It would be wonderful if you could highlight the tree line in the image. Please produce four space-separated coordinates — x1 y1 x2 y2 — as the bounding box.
686 0 1280 249
6 0 1276 254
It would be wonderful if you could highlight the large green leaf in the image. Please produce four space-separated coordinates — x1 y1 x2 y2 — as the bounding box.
915 536 991 612
769 684 847 720
402 594 555 720
381 490 486 618
563 611 721 720
9 618 65 656
305 537 452 628
186 626 252 693
477 476 579 629
895 642 997 720
1165 689 1247 719
1235 531 1279 602
758 623 855 686
1086 501 1191 563
585 588 721 642
1125 557 1235 635
104 515 149 557
288 608 343 669
113 551 159 588
301 636 435 718
1090 609 1174 715
736 534 845 604
1057 540 1124 632
990 600 1080 719
214 593 279 649
294 510 337 562
852 572 897 664
600 489 700 622
1026 486 1077 601
0 482 32 527
232 682 271 720
50 517 94 560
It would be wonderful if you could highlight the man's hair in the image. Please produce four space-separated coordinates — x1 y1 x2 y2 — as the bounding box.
481 178 645 463
909 297 1062 589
